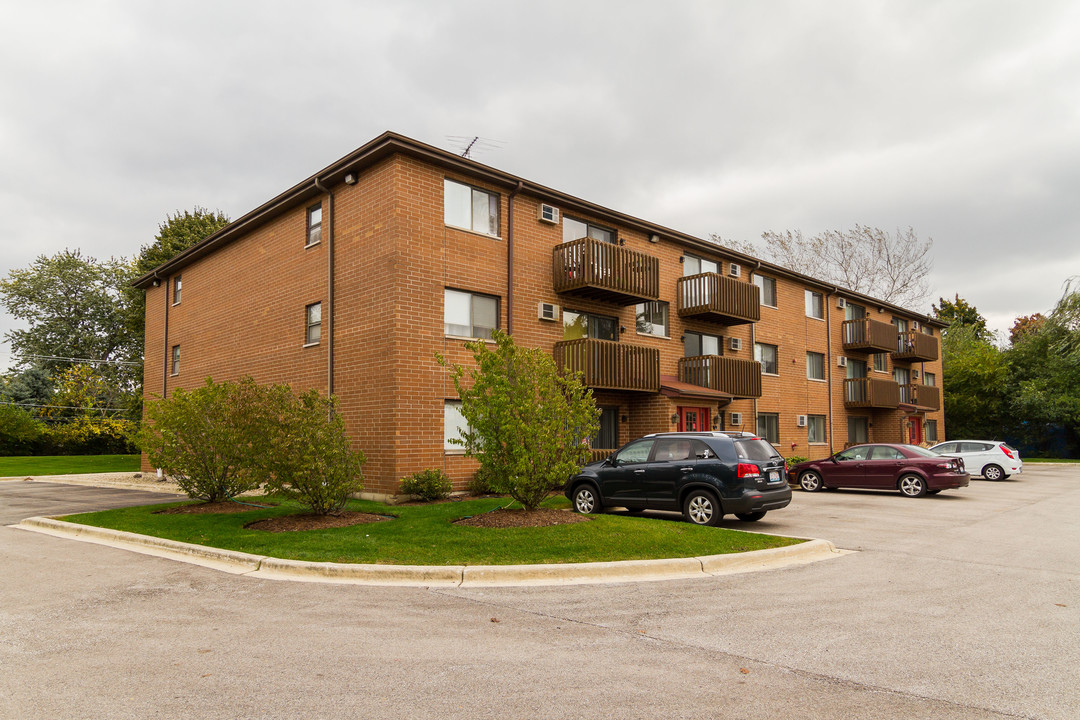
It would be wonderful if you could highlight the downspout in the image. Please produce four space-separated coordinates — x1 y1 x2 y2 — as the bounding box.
826 285 837 454
750 261 761 431
506 181 523 335
159 271 168 397
314 178 335 396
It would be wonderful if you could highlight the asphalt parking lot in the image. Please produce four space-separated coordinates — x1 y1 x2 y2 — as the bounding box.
2 465 1077 719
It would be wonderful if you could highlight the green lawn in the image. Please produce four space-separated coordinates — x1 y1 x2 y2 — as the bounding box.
0 455 141 477
61 495 803 566
1024 458 1080 463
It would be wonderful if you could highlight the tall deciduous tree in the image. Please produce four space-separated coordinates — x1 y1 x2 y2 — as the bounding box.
438 331 599 511
933 294 989 339
940 324 1008 440
717 225 933 309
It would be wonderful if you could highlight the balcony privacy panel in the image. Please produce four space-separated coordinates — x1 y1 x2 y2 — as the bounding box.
552 238 660 305
554 338 659 392
892 330 939 362
676 273 761 325
910 383 941 411
841 318 899 353
843 377 900 408
677 355 762 399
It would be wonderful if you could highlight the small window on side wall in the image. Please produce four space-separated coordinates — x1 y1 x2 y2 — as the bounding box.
307 204 322 247
445 289 498 339
757 413 779 444
635 301 669 337
305 302 322 344
173 275 182 305
170 345 180 375
444 400 469 451
754 275 777 307
755 342 778 375
444 179 499 236
805 290 824 319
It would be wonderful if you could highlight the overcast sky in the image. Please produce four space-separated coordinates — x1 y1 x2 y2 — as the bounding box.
2 0 1078 370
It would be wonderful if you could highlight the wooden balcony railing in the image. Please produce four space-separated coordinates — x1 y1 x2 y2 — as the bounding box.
586 448 615 464
676 273 760 326
677 355 762 399
902 383 940 411
554 338 660 392
892 330 939 362
843 377 900 409
552 238 660 305
842 318 899 353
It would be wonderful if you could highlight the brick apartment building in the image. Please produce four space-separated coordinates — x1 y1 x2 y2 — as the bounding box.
135 131 946 496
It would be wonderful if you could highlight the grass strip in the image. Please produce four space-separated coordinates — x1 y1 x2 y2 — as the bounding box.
62 495 803 566
0 455 141 477
1022 458 1080 464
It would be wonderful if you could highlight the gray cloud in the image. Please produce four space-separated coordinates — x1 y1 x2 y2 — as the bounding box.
2 0 1078 368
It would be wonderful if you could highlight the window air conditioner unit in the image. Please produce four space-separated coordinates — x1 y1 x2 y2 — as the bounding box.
728 262 741 278
537 302 560 321
538 204 560 224
797 415 808 428
730 412 743 426
837 297 846 309
913 369 920 379
729 337 742 351
837 356 848 368
912 321 920 330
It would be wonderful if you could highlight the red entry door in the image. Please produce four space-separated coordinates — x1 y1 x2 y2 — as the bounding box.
907 417 923 445
677 407 711 433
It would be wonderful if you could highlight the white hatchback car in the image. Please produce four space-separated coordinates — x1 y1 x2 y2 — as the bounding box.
928 440 1022 481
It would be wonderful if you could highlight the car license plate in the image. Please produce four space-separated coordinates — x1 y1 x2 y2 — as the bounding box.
768 470 781 482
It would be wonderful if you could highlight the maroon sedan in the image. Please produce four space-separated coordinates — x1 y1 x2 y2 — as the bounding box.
789 443 969 497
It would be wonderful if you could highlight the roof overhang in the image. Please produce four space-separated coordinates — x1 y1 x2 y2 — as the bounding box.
659 375 733 404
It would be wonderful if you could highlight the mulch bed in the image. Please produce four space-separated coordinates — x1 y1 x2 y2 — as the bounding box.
246 512 391 533
155 500 276 515
454 508 590 528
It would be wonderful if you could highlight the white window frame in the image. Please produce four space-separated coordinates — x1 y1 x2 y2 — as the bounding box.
754 275 777 308
755 342 778 375
305 302 322 345
805 290 825 320
444 289 499 340
806 351 825 381
172 275 182 305
444 179 500 237
444 400 469 453
170 344 180 376
807 414 827 444
306 204 322 247
635 301 669 338
757 412 780 444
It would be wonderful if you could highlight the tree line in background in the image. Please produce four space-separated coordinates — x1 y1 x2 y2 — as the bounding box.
936 287 1080 457
0 209 230 455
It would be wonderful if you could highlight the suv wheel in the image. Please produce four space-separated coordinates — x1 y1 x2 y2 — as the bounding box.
983 464 1004 481
571 484 602 515
683 490 722 527
898 474 928 498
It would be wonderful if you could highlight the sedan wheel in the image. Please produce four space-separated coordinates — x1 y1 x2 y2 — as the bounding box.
683 490 722 527
572 485 602 515
799 471 824 492
898 474 928 498
983 464 1004 481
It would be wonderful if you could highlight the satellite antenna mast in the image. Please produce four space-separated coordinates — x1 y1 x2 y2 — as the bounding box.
446 136 506 160
460 136 479 159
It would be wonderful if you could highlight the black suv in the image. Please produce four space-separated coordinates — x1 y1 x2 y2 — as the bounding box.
564 432 792 526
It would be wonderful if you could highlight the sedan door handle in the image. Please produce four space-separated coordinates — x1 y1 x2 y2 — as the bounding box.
680 467 693 472
634 469 646 474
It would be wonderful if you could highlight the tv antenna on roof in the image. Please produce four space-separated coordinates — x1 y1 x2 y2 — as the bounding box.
446 136 506 160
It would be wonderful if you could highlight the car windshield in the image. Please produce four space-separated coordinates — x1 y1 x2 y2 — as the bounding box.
904 445 939 457
734 438 781 461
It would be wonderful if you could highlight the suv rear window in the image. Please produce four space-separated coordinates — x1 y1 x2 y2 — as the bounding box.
733 438 782 462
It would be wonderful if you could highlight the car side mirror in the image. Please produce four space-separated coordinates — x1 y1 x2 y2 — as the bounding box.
830 455 840 463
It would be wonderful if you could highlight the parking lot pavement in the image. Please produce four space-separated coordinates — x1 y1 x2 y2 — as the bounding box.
2 466 1078 719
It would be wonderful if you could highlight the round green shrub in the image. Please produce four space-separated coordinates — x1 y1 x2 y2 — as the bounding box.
400 469 453 501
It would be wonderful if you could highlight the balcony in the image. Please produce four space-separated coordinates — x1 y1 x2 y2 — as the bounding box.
677 355 762 399
843 377 900 409
893 330 939 362
842 318 899 353
900 383 941 411
554 338 659 392
552 238 660 305
676 273 760 326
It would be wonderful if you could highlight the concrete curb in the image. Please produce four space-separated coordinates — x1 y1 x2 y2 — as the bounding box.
14 516 848 587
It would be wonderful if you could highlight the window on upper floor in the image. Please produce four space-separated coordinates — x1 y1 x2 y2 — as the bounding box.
682 254 720 276
805 290 824 319
755 342 778 375
924 372 936 387
754 275 777 307
845 302 866 320
444 179 499 236
562 216 614 244
635 301 669 338
808 415 827 444
306 204 322 247
806 351 825 380
892 316 909 333
173 275 182 305
684 331 722 357
922 325 934 335
757 413 779 444
170 345 180 375
873 352 888 372
305 302 322 345
563 309 617 341
444 289 498 340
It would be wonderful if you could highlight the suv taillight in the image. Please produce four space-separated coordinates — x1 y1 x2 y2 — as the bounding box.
1000 446 1015 459
738 463 762 478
